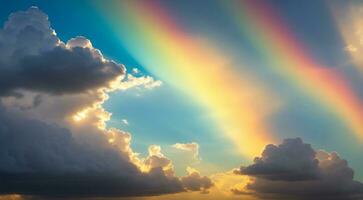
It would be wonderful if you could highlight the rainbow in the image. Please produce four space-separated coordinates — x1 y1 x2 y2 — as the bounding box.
224 1 363 140
98 1 280 157
97 0 363 158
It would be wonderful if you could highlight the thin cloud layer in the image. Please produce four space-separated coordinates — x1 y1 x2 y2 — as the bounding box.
234 138 363 200
172 142 200 160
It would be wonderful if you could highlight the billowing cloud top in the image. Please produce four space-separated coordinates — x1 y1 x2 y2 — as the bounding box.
0 6 124 96
234 138 363 200
238 138 320 181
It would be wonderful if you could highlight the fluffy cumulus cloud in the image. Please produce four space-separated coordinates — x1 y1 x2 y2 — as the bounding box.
233 138 363 200
143 145 176 177
181 167 213 193
0 7 124 96
0 7 193 199
141 146 213 193
237 138 319 181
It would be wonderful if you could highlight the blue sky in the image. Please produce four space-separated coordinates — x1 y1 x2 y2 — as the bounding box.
1 0 363 180
0 0 363 191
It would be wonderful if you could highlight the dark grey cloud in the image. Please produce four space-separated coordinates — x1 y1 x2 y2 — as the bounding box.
0 168 183 198
0 7 124 96
237 138 320 181
234 138 363 200
0 108 134 174
0 108 184 198
0 46 123 95
180 171 213 193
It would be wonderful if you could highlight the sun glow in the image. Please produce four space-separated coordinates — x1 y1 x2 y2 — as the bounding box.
72 109 89 122
332 2 363 75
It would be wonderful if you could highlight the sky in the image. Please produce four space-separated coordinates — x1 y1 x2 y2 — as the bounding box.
0 0 363 200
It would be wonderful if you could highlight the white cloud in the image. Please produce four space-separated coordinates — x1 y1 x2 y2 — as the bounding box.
117 74 162 91
172 142 200 160
121 119 129 125
132 68 140 74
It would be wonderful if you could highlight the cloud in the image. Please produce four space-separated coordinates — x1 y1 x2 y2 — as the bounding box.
172 142 200 160
122 119 129 125
142 146 213 193
0 195 22 200
345 44 358 53
237 138 319 181
132 68 140 74
117 74 162 90
234 138 363 200
0 7 125 96
0 7 180 198
143 145 176 177
0 106 184 198
180 167 213 193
